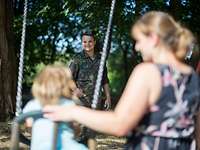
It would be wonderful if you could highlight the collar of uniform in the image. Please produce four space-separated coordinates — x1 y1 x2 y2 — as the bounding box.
82 51 100 59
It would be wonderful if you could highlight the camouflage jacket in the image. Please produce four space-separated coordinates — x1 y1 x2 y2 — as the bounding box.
69 51 109 107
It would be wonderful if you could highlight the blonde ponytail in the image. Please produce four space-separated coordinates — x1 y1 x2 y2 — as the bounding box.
175 27 194 60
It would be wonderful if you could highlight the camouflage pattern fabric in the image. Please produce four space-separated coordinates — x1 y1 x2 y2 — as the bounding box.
69 51 109 108
69 51 109 144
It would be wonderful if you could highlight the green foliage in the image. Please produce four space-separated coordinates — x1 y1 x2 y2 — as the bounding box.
108 51 127 96
13 0 200 99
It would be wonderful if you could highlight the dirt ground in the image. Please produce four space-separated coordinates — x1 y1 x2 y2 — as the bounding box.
0 122 126 150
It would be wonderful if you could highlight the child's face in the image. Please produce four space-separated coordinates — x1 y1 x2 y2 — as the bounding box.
82 35 96 53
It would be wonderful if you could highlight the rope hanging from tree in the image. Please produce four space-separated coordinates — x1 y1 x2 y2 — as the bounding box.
91 0 116 109
15 0 28 116
12 0 116 149
15 0 116 113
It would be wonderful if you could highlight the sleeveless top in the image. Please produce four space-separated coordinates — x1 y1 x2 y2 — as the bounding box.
127 64 200 150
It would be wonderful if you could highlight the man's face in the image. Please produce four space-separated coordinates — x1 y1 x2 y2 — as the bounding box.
82 35 96 53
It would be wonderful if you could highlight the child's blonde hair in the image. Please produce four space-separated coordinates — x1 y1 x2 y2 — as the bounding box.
32 64 76 106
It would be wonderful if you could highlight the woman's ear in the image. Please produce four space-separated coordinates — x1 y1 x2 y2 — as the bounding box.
149 33 159 47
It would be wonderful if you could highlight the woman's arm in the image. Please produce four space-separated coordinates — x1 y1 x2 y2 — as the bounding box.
72 64 152 136
44 63 161 136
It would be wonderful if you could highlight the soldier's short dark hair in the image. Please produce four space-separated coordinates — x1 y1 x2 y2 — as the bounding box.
81 28 95 38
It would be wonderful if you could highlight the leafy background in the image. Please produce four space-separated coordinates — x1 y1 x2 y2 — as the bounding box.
13 0 200 105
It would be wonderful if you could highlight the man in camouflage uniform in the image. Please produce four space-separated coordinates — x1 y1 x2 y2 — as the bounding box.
69 29 111 149
69 52 110 108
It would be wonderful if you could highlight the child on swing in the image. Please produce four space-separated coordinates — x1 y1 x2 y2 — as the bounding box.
23 64 88 150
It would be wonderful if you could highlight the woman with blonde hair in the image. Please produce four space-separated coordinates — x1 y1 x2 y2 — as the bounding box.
44 11 200 150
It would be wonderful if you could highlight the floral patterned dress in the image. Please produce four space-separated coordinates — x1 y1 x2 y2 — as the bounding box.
126 64 200 150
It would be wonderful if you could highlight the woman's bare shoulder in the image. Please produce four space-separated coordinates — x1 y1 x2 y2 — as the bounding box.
133 62 160 76
132 63 162 105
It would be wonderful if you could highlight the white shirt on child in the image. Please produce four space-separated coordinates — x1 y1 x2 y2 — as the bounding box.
23 98 88 150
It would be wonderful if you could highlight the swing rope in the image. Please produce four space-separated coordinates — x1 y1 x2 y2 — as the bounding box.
15 0 28 116
15 0 116 112
12 0 116 148
91 0 116 109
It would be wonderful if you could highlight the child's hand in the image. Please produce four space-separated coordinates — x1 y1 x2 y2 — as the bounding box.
72 122 82 138
73 88 86 98
25 118 33 127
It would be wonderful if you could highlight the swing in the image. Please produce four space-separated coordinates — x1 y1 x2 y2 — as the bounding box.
10 0 116 149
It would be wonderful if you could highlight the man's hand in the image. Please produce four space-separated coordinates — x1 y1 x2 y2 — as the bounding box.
104 98 111 110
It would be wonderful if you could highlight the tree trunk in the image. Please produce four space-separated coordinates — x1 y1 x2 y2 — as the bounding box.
0 0 17 121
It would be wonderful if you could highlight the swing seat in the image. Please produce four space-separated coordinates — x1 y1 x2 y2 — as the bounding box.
10 111 87 150
10 111 59 150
